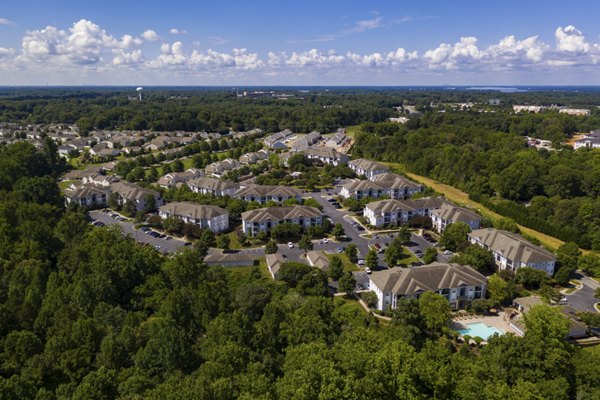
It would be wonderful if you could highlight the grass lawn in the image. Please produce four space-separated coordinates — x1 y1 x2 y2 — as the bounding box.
397 246 420 266
327 253 359 272
584 345 600 356
226 231 242 250
59 180 77 190
226 258 272 280
383 161 570 252
344 125 361 138
334 297 370 314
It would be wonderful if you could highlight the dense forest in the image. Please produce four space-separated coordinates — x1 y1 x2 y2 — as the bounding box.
353 112 600 249
2 87 600 134
0 141 599 399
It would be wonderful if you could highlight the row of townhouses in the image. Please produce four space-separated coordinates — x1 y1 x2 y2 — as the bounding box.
368 262 488 311
341 173 425 200
65 180 164 212
158 202 229 233
241 205 323 236
468 228 556 276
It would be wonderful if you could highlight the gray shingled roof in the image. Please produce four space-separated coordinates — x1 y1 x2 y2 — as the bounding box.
159 202 228 220
234 184 303 198
431 203 482 223
187 177 239 192
348 158 389 172
369 262 487 295
468 228 556 263
241 205 321 222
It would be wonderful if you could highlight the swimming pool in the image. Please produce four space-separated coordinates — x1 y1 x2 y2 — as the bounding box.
457 322 502 340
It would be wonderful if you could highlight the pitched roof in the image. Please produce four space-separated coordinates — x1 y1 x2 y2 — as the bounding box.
266 253 286 277
234 184 303 198
241 205 321 222
203 251 257 265
159 201 228 220
369 262 487 295
306 251 330 271
468 228 556 263
365 199 415 213
348 158 389 172
110 181 160 201
303 146 348 160
342 180 386 192
431 202 482 222
64 184 110 198
371 173 422 189
187 177 239 192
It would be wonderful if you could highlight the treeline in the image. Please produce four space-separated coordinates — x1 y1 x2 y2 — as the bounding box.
469 194 583 244
353 113 600 249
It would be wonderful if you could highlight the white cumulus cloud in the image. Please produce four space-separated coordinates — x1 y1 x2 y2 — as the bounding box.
141 30 159 41
169 28 187 35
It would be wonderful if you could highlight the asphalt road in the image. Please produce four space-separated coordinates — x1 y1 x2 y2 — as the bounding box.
89 210 189 255
564 272 599 312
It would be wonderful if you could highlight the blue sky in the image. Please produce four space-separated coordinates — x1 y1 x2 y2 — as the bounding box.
1 0 599 85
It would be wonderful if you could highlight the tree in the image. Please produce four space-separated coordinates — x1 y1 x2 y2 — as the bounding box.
398 225 411 243
516 267 549 290
450 244 495 274
339 272 356 295
579 254 600 277
360 291 378 308
264 240 278 254
345 244 358 263
555 242 581 286
216 234 231 250
163 216 184 234
487 274 511 305
384 241 402 267
328 255 344 280
423 247 438 264
298 235 313 253
366 249 378 269
143 194 156 212
439 222 471 251
332 223 345 240
419 291 451 337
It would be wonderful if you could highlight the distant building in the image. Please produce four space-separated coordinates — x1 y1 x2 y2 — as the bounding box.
234 184 303 204
369 262 487 311
325 129 349 148
363 197 445 227
205 158 241 178
64 184 110 208
158 201 229 233
559 108 591 116
468 228 556 275
110 181 163 212
513 105 545 113
348 159 390 179
186 177 239 197
157 168 204 188
241 205 322 236
431 203 482 233
340 174 423 201
302 147 349 166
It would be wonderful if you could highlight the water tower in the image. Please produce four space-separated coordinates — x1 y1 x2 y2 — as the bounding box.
136 87 143 101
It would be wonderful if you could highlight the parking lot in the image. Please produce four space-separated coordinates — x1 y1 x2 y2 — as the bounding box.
89 210 190 254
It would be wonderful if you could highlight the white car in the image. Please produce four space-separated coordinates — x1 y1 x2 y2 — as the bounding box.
323 238 329 244
288 242 294 248
443 250 453 255
357 259 365 265
365 267 372 274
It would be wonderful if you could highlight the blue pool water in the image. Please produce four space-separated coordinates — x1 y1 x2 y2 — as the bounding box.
457 322 502 340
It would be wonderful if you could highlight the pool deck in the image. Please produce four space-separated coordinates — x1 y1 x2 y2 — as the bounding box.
450 312 515 336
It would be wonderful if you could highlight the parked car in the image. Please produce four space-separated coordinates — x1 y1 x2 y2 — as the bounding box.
443 250 453 255
322 238 329 244
365 267 372 274
288 242 294 248
336 247 344 253
357 259 365 265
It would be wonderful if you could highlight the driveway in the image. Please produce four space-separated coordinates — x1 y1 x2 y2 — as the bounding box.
89 210 189 255
564 271 599 313
308 190 371 260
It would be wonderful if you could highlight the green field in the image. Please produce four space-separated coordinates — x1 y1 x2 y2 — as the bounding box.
225 258 272 280
327 253 359 272
344 125 361 138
